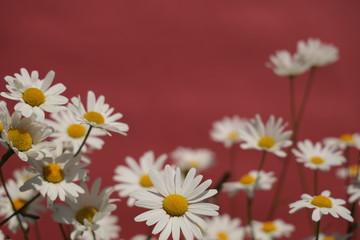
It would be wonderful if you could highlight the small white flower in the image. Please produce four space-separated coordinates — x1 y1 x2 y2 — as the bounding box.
131 165 219 240
210 116 247 148
324 133 360 150
292 140 345 171
79 215 121 240
13 168 36 186
267 50 309 77
203 214 244 240
171 147 214 173
297 38 339 67
113 150 167 206
68 91 129 135
240 114 292 157
289 190 353 222
252 219 294 240
336 164 359 180
347 185 360 204
1 68 68 122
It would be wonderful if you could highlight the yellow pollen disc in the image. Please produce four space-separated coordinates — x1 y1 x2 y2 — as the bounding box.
227 131 239 141
311 195 332 208
22 88 45 107
43 164 64 183
216 231 229 240
262 221 277 233
83 111 105 125
0 122 3 134
349 165 359 177
323 237 336 240
67 124 87 138
239 174 256 185
7 127 33 151
188 160 200 168
258 136 276 149
340 134 354 143
163 194 188 216
310 156 324 165
13 198 27 211
139 174 153 187
76 207 98 224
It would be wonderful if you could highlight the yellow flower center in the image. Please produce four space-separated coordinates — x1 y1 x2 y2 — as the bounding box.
43 164 64 183
349 165 359 177
262 221 277 233
83 111 105 125
188 160 200 168
258 136 276 149
7 127 33 151
310 156 324 165
227 131 239 140
323 237 336 240
76 207 98 224
22 88 46 107
0 122 3 134
13 198 27 211
139 174 153 187
67 124 87 138
311 195 332 208
340 134 354 143
216 231 229 240
239 174 256 185
162 194 188 216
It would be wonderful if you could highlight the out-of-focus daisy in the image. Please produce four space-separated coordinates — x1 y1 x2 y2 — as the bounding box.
131 235 157 240
223 170 276 197
68 91 129 135
0 111 55 161
46 109 105 154
297 38 339 67
0 179 44 233
304 233 347 240
203 214 244 240
267 50 309 77
347 185 360 204
210 116 247 148
0 68 68 122
79 215 121 240
113 150 167 206
171 147 214 173
240 115 292 157
13 168 36 186
289 190 353 222
324 133 360 150
252 219 294 240
52 178 118 239
131 165 219 240
337 164 359 180
292 140 345 171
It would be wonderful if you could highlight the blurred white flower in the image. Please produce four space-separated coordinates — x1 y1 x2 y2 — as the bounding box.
252 219 294 240
171 147 214 173
267 50 309 77
336 164 359 180
79 215 121 240
324 133 360 150
347 185 360 204
203 214 244 240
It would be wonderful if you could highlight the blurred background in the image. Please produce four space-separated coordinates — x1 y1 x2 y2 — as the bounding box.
1 0 360 239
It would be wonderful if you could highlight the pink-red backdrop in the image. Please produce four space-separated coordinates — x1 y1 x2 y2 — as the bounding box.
1 1 360 239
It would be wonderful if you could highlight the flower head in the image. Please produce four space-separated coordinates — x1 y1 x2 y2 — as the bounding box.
252 219 294 240
78 215 121 240
171 147 214 173
267 50 309 77
203 214 244 240
324 133 360 150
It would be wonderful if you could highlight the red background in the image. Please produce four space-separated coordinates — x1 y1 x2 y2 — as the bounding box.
1 1 360 239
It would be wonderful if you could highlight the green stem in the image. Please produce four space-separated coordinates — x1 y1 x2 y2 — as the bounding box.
314 169 319 195
74 126 92 157
92 230 97 240
59 223 68 240
246 194 255 239
315 220 321 240
0 148 14 168
252 151 267 197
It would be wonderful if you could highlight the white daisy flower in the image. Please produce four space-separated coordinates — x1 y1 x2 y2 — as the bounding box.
347 185 360 204
203 214 244 240
0 179 45 233
20 151 88 204
297 38 339 67
52 178 118 240
336 164 359 180
113 150 167 206
13 168 36 186
0 68 68 122
46 109 105 154
131 235 157 240
267 50 310 77
252 219 294 240
0 111 55 161
68 91 129 135
131 165 219 240
240 115 292 157
79 215 121 240
0 101 9 136
223 170 276 197
171 147 214 173
324 133 360 150
292 140 345 171
289 190 353 222
210 115 247 148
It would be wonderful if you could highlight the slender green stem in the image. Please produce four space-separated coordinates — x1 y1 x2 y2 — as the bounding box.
315 220 321 240
252 151 267 197
314 169 319 195
246 194 255 240
59 223 68 240
0 148 14 168
289 76 296 131
74 126 92 157
92 230 97 240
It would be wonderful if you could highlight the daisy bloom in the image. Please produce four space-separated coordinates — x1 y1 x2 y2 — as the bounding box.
68 90 129 135
267 50 309 77
52 178 118 240
0 179 45 233
289 190 353 222
297 38 339 67
0 111 55 161
131 165 219 240
131 235 157 240
1 68 68 122
171 147 214 173
223 170 276 197
203 214 244 240
252 219 294 240
240 115 292 157
324 133 360 150
210 115 247 148
79 215 121 240
13 168 36 186
347 185 360 203
292 140 345 171
113 150 167 206
336 164 359 180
